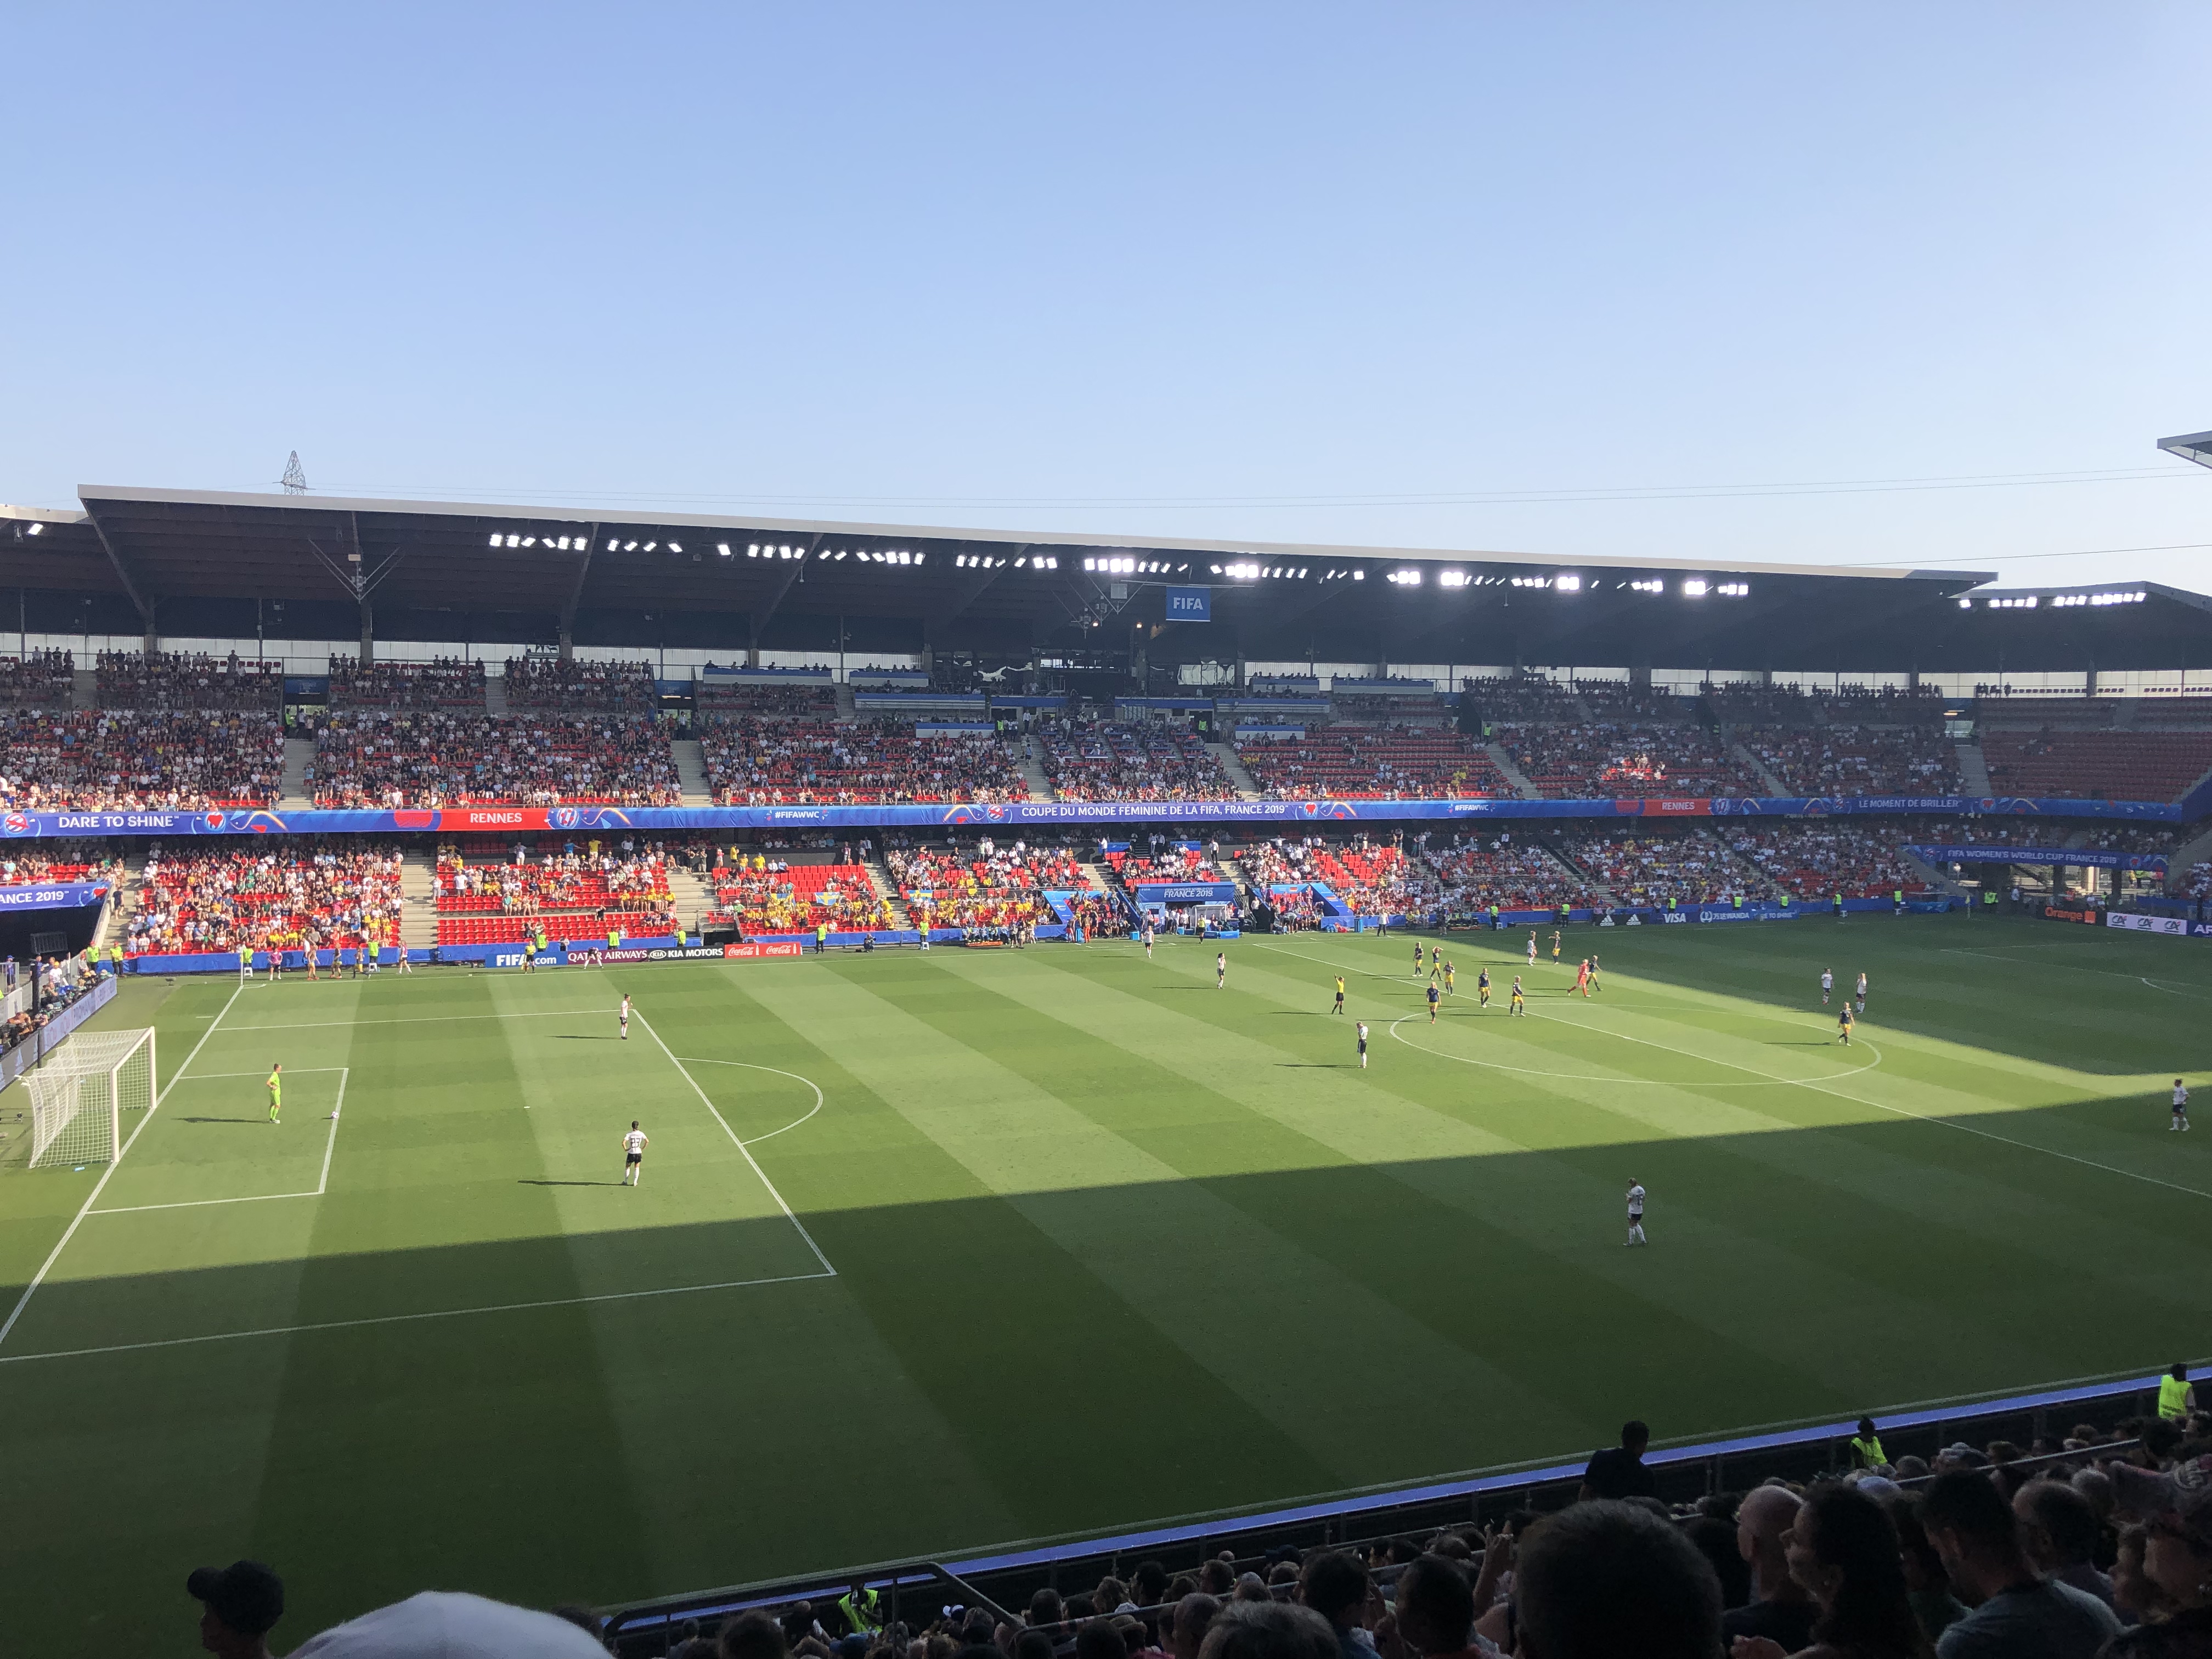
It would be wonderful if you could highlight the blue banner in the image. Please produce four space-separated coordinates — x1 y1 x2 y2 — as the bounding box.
1905 844 2169 872
0 793 2181 841
1133 881 1238 904
0 882 111 911
1164 586 1211 622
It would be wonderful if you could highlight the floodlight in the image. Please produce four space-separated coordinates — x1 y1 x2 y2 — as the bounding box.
1681 579 1708 597
624 541 638 551
668 542 682 554
1555 574 1581 592
607 539 619 552
718 543 731 556
643 541 657 552
26 522 42 536
488 533 502 548
521 537 535 547
1352 571 1364 580
748 544 759 556
1958 598 1972 609
1209 564 1221 574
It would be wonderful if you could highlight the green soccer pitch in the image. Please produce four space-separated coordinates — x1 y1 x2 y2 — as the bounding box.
2 913 2207 1651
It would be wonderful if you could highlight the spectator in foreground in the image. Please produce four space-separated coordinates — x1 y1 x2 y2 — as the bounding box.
1172 1594 1224 1659
1197 1601 1339 1659
2103 1462 2212 1657
188 1560 284 1659
1887 1492 1972 1645
1380 1554 1476 1659
1916 1470 2118 1658
2013 1481 2117 1609
287 1590 607 1656
1725 1485 1817 1652
1729 1481 1931 1659
1297 1551 1375 1659
1577 1419 1656 1501
1513 1499 1723 1659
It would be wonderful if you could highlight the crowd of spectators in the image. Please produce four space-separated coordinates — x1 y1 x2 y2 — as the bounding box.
2 953 106 1059
1424 834 1595 916
1463 676 1583 721
1739 725 1966 795
0 648 74 707
1310 843 1432 918
1723 822 1932 901
310 713 680 806
1576 681 1685 720
1498 723 1765 798
0 847 117 887
888 837 1083 931
125 843 405 956
1235 727 1509 799
95 650 283 710
1040 719 1236 800
697 681 839 716
703 718 1030 805
438 847 672 916
329 655 487 710
0 709 285 810
501 656 657 713
709 854 896 936
1554 827 1771 906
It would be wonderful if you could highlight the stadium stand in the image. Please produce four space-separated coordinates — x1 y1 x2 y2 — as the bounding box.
1308 843 1432 917
701 718 1029 804
1553 826 1771 905
1234 726 1510 799
501 656 658 713
1722 821 1934 901
1737 724 1966 794
1461 675 1583 721
1576 680 1686 720
0 848 115 887
1424 834 1596 915
328 654 487 710
1498 723 1765 799
125 843 405 957
95 650 282 710
887 839 1080 931
1982 730 2212 802
310 712 681 806
706 858 894 938
435 847 676 947
696 678 839 716
1037 718 1235 800
0 709 285 809
0 648 75 707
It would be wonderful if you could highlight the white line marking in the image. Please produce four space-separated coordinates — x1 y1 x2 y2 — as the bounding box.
1387 1019 1882 1086
676 1059 826 1145
218 1009 610 1032
89 1069 352 1215
631 1011 837 1278
1510 1005 2212 1202
0 981 245 1353
0 1269 838 1367
173 1068 349 1079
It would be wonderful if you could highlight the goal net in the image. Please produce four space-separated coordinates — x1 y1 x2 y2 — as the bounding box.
25 1028 157 1170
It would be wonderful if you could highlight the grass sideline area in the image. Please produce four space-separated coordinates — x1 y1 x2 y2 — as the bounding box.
1 912 2206 1650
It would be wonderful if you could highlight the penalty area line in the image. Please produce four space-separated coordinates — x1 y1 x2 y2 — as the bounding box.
0 1269 839 1367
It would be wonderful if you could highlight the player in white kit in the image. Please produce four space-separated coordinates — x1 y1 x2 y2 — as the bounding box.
619 994 631 1041
1820 968 1832 1006
1625 1180 1646 1246
1854 972 1867 1016
622 1121 648 1184
2175 1080 2192 1132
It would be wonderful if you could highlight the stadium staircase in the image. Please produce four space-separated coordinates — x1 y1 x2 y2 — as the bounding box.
2168 821 2212 891
1483 743 1543 799
1954 737 1991 795
1210 742 1261 798
278 737 314 808
1016 736 1054 801
70 668 95 710
484 673 509 714
1900 849 1965 896
670 739 711 806
663 862 711 933
861 857 914 926
1731 737 1790 797
397 854 438 955
833 682 857 719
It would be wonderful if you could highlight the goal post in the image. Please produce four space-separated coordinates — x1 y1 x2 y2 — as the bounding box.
25 1028 157 1170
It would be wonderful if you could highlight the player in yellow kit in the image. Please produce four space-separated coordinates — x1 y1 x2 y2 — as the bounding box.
1509 977 1526 1016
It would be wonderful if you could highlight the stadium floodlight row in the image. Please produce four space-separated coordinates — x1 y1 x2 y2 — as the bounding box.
3 484 2209 678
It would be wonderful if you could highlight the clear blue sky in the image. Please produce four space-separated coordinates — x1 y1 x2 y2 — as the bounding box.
7 4 2209 590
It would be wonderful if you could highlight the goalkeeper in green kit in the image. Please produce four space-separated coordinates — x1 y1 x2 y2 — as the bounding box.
266 1063 282 1124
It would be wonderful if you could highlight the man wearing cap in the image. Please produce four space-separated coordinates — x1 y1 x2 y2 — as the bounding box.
188 1560 283 1659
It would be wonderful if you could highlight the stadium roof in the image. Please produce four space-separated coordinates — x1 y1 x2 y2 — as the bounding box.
0 484 2204 674
2159 430 2212 470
